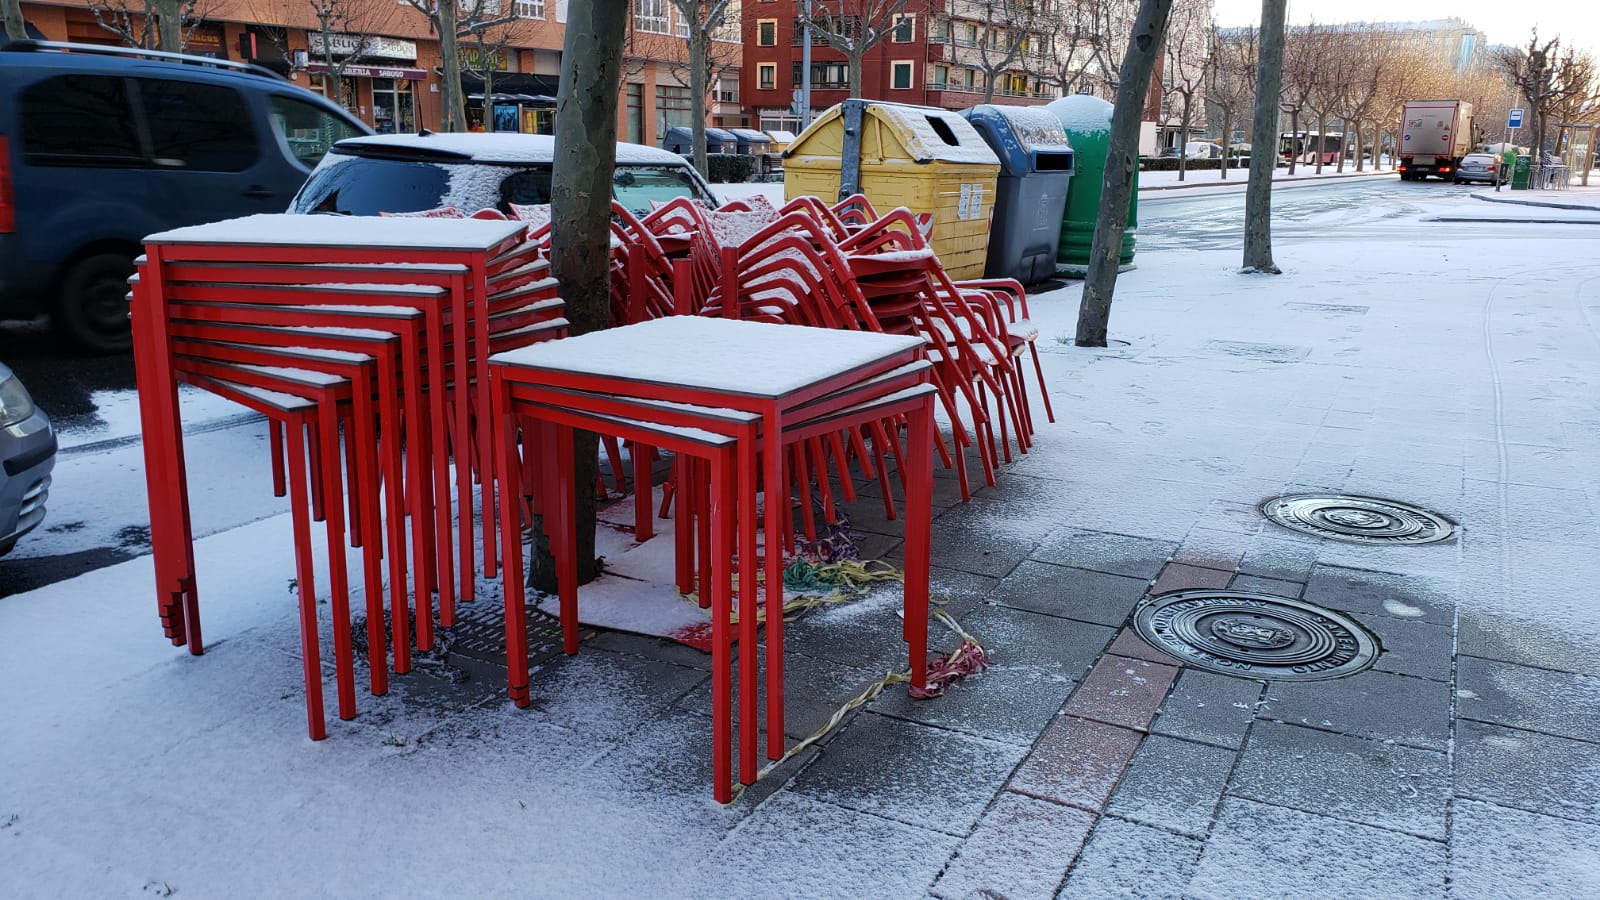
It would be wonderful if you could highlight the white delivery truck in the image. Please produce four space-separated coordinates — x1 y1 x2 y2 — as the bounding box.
1398 99 1475 181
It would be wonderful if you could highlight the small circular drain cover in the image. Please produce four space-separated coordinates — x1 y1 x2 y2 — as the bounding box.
1133 591 1379 681
1261 494 1454 545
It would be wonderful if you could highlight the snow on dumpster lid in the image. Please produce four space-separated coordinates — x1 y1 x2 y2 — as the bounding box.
1045 95 1113 135
867 102 999 165
986 106 1073 149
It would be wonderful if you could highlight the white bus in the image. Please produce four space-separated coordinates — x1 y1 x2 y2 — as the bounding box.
1279 131 1344 165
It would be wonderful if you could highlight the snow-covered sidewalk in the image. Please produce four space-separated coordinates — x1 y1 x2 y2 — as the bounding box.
4 194 1600 898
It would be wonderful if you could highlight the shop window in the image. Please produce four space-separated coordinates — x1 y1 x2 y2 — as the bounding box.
654 84 692 141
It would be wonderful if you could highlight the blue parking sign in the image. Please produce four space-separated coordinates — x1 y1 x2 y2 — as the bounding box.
1508 108 1524 129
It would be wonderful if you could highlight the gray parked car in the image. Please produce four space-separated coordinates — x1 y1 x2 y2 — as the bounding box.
0 361 54 556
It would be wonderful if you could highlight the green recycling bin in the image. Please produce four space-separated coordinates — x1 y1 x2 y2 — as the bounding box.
1511 154 1531 190
1046 95 1136 272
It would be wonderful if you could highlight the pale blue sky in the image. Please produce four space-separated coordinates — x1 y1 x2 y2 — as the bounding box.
1209 0 1600 57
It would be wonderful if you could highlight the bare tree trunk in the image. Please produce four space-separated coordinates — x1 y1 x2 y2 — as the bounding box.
984 71 996 103
688 0 709 177
1076 0 1175 347
1220 111 1231 180
847 50 863 100
3 0 27 41
439 1 465 131
1177 95 1192 181
1314 111 1326 173
540 0 629 590
1242 0 1285 274
1353 123 1363 171
154 0 183 52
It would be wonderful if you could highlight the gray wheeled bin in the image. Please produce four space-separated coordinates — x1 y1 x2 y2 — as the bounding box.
662 126 738 155
959 105 1075 284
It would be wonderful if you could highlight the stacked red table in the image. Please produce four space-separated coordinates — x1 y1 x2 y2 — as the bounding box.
487 316 936 801
135 214 532 737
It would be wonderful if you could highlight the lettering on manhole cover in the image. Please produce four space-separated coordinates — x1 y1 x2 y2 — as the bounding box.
1260 494 1455 545
1133 591 1380 681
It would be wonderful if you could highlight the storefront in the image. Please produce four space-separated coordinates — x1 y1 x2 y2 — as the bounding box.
306 35 427 134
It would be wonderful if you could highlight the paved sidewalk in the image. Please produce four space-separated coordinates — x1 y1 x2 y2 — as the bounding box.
4 220 1600 898
1473 184 1600 212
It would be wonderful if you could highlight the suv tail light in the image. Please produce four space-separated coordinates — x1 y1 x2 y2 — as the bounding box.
0 136 14 234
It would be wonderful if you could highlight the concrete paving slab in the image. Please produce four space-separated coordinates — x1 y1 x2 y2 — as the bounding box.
1455 720 1600 823
1260 669 1452 751
987 560 1150 627
1456 655 1600 743
1230 720 1450 840
1365 615 1454 682
1027 527 1177 580
1152 669 1264 750
703 793 960 899
1228 573 1305 597
871 603 1111 745
929 791 1094 900
1056 816 1204 900
1302 564 1456 627
1188 797 1446 899
1103 735 1236 837
1448 799 1600 898
787 712 1026 836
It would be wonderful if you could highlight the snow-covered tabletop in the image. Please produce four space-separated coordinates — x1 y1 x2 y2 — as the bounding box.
490 317 923 399
144 214 527 251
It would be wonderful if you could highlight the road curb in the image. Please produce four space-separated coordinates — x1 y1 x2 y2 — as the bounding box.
1470 191 1600 213
1138 169 1393 193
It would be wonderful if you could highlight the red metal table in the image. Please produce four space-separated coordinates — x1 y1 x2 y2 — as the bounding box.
487 317 935 801
136 214 529 660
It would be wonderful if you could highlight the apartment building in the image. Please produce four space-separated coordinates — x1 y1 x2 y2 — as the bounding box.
11 0 741 145
740 0 1058 134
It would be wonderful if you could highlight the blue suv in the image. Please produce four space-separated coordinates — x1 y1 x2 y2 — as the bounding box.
0 41 370 351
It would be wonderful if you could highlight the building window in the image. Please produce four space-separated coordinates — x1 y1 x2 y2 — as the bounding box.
933 19 951 43
963 68 976 89
757 18 777 46
513 0 545 18
626 82 643 145
962 24 978 46
892 14 914 43
758 63 776 90
715 0 742 41
891 61 913 90
635 0 670 35
655 84 692 141
932 64 948 89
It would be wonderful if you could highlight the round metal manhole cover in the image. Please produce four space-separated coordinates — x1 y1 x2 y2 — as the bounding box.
1133 591 1380 681
1260 494 1455 545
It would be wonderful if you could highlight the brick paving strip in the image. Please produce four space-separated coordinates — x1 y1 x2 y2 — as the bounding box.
926 547 1223 899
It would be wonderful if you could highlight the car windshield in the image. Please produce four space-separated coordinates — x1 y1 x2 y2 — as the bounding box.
292 154 711 216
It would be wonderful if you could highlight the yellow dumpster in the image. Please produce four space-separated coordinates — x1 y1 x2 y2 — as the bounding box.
783 101 1000 280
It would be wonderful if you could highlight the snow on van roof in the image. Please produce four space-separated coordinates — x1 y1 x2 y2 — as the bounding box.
332 132 687 166
866 103 998 165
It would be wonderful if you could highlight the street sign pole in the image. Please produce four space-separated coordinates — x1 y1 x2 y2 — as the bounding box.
800 0 813 129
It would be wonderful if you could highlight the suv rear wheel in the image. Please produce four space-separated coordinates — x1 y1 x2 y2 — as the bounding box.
56 252 136 353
